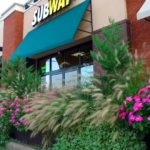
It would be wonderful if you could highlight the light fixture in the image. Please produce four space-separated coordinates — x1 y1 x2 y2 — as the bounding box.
25 2 40 9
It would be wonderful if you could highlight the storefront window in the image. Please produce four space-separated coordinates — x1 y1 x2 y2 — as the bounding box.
39 58 50 74
81 65 93 84
51 55 64 71
64 50 80 68
65 70 78 87
38 41 93 89
41 75 50 89
51 74 63 89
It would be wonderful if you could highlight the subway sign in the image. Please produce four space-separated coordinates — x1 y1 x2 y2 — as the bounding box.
32 0 71 26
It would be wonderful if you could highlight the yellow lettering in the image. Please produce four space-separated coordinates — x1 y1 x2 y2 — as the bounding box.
49 0 58 15
65 0 70 6
57 0 65 11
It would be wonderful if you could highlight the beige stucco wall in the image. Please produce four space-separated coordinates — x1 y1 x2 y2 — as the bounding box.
0 21 4 47
91 0 127 31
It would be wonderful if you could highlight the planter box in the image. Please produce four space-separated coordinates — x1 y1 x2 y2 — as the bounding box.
11 130 42 146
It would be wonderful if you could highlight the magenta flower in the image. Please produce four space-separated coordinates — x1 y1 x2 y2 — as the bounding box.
133 102 143 112
135 116 143 122
142 98 150 103
119 112 127 120
128 112 136 122
134 96 141 102
129 115 135 121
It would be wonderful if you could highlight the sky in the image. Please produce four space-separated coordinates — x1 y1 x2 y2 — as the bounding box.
0 0 28 16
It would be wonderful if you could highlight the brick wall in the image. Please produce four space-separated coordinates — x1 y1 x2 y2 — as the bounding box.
126 0 150 68
3 11 24 61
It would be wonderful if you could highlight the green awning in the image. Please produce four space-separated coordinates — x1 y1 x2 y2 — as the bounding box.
10 0 90 60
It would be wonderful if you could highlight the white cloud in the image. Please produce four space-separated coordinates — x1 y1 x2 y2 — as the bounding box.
0 0 28 16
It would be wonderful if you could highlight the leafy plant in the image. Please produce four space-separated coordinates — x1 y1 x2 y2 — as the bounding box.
51 123 146 150
0 57 41 98
91 19 147 98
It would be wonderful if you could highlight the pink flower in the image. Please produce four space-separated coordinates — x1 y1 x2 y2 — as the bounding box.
24 105 29 110
147 116 150 121
146 85 150 89
3 126 6 129
133 96 141 102
10 103 15 108
11 114 16 119
15 104 20 108
0 107 6 111
119 106 125 112
142 98 150 103
129 115 135 121
1 101 8 105
15 98 22 102
9 119 15 123
129 112 135 121
138 87 148 95
23 99 28 103
15 122 21 126
15 108 20 113
19 118 25 123
129 121 133 126
135 116 143 122
126 96 133 102
0 113 5 117
133 102 143 112
119 112 127 120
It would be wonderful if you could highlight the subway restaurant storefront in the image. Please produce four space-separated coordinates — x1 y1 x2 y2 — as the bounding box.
2 0 129 89
12 0 93 89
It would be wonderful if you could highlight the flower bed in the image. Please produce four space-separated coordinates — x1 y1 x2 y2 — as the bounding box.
119 82 150 133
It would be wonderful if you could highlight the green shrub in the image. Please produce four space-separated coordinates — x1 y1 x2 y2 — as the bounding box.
51 123 146 150
0 57 41 98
